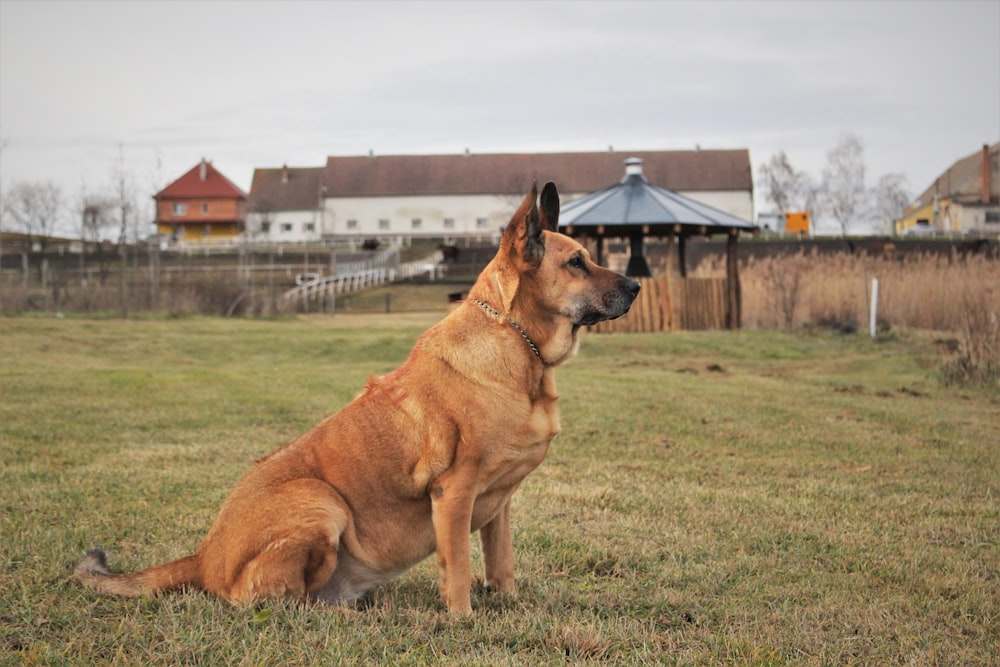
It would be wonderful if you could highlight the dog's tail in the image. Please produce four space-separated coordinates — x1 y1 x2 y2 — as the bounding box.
74 549 202 597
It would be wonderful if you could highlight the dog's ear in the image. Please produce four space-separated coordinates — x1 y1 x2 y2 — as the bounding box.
539 182 559 232
501 181 545 268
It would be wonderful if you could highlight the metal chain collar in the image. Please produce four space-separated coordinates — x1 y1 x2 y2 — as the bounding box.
473 299 543 361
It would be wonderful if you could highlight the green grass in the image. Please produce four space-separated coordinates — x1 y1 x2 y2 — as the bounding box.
1 315 997 665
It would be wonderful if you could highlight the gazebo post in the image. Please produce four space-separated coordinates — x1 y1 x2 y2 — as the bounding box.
725 228 742 330
677 234 688 278
664 230 675 276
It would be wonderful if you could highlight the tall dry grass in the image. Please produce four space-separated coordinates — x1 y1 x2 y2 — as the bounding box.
693 250 1000 383
942 286 1000 385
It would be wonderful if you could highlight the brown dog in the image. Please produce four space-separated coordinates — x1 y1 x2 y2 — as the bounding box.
75 182 639 613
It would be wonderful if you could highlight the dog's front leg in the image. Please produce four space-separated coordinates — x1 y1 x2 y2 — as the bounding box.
479 497 516 596
430 475 475 613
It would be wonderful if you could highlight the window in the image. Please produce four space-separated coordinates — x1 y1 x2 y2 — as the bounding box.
986 211 1000 224
411 218 422 230
304 223 315 233
476 217 489 229
281 223 293 233
261 221 271 234
346 219 358 230
443 218 455 230
202 203 209 214
173 203 187 215
378 219 390 230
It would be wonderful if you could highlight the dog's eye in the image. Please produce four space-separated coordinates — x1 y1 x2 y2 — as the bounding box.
567 255 586 271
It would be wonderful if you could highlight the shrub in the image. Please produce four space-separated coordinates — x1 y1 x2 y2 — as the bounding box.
942 285 1000 386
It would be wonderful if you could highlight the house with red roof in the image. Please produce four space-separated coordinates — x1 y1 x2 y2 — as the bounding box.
154 159 247 243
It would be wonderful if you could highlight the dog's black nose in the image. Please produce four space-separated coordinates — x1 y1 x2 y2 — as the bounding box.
625 278 641 299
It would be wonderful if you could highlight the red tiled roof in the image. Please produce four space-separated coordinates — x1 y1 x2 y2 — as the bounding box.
321 150 752 197
155 160 247 200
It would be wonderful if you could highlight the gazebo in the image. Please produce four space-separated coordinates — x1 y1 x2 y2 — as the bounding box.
560 157 756 330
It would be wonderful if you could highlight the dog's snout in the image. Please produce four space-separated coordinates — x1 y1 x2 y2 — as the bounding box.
618 277 640 306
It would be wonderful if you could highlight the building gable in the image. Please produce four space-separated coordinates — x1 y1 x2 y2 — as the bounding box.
913 142 999 208
155 159 247 201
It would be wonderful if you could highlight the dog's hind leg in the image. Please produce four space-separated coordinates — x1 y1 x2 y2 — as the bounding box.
225 480 349 604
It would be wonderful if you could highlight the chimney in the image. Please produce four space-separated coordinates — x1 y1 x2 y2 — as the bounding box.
199 158 208 182
982 144 991 204
281 164 289 184
623 157 644 180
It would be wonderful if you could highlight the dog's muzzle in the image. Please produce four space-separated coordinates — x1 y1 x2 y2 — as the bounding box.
577 277 641 325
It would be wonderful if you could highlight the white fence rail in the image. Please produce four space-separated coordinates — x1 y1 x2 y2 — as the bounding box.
283 251 444 312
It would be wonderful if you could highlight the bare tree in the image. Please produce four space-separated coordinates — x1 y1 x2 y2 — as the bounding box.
758 151 804 213
0 137 7 272
3 180 63 279
145 150 166 310
798 173 823 218
821 133 868 237
112 145 136 315
872 173 910 235
77 188 115 284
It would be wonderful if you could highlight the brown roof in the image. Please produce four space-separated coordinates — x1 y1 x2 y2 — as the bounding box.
913 142 999 207
155 159 247 200
321 150 753 197
247 166 324 212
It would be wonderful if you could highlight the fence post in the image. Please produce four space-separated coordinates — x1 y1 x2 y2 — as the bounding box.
725 230 741 330
869 277 879 339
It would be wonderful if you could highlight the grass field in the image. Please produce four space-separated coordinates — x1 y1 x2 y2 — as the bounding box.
1 314 998 665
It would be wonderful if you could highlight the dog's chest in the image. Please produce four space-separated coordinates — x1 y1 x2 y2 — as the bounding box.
525 366 562 442
526 393 561 445
492 393 560 482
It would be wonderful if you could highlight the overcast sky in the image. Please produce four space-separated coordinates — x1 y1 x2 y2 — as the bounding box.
1 0 998 235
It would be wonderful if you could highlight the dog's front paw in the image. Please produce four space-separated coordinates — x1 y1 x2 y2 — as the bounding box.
442 592 472 614
483 578 517 597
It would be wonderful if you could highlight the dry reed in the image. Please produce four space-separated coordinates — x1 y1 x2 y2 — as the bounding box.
694 250 1000 384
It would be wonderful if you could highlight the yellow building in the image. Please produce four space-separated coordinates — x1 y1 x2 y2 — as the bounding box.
896 143 999 236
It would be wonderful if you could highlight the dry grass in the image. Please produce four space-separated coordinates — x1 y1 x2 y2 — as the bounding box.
1 315 998 665
942 286 1000 385
694 250 1000 384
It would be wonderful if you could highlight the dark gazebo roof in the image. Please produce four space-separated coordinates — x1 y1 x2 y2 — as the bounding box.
558 158 756 300
559 157 755 234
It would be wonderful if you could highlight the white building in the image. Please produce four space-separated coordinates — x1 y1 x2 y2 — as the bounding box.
246 150 755 243
245 165 325 242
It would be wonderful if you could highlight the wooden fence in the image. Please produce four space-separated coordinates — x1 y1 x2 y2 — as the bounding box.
589 276 728 333
672 278 729 330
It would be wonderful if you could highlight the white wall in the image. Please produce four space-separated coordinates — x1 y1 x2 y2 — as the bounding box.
322 190 753 239
322 193 518 239
246 209 323 242
247 189 754 242
688 190 755 223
